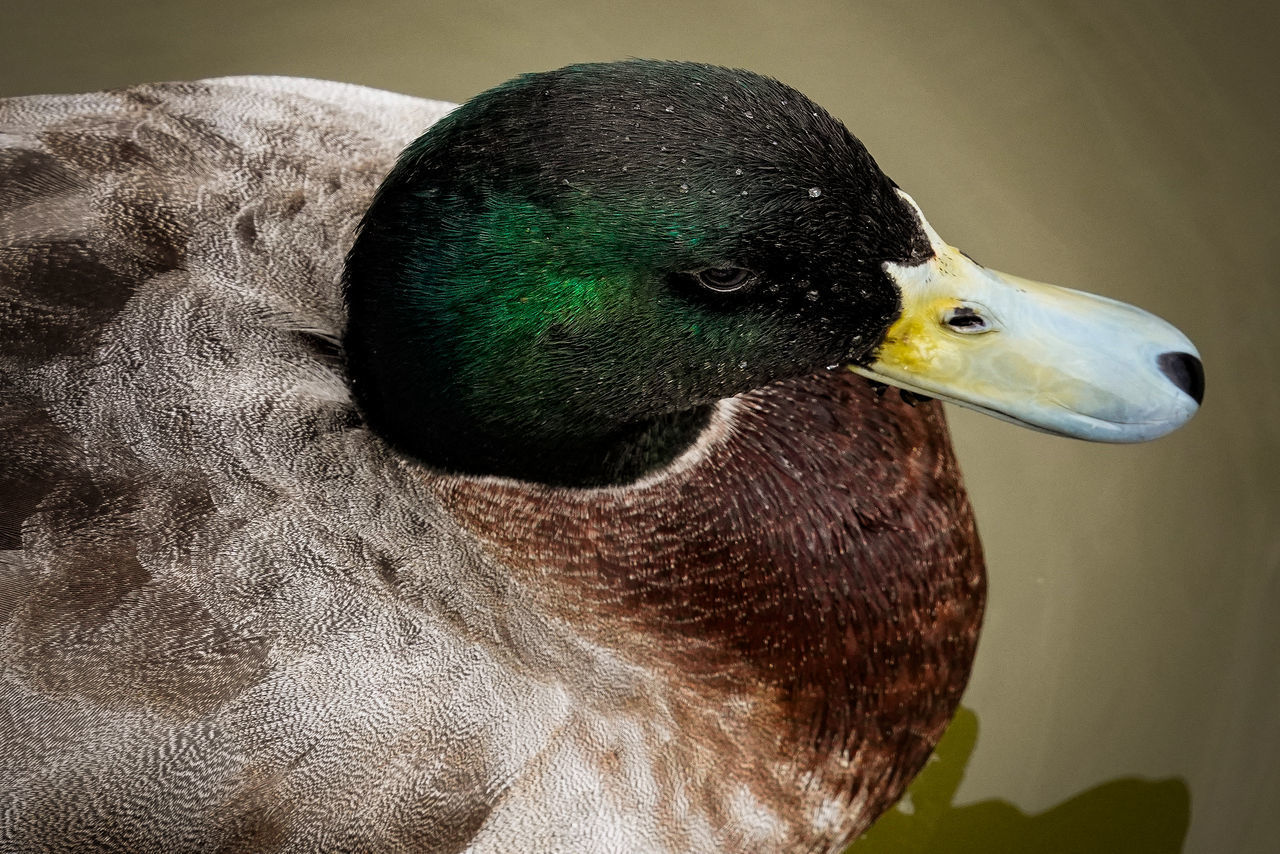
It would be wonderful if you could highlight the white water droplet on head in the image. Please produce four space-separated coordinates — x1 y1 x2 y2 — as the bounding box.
809 187 822 198
743 111 754 118
679 183 689 193
734 168 743 175
680 157 687 163
664 105 675 113
740 190 748 196
739 361 748 369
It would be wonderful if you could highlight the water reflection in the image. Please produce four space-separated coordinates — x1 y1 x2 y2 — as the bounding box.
850 708 1191 853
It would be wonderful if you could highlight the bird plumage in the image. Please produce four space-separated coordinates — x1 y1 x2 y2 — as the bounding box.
0 70 1052 852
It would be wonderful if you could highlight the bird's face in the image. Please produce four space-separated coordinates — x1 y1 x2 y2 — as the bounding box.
345 60 1201 483
368 62 926 433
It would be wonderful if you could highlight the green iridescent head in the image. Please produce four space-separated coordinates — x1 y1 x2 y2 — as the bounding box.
344 59 1203 485
345 60 928 485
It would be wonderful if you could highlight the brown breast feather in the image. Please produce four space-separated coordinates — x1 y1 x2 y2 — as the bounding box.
437 370 986 836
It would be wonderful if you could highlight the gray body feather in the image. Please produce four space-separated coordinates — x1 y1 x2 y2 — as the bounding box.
0 73 985 853
0 78 823 852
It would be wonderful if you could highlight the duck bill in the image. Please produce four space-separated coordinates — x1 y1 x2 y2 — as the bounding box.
851 193 1203 442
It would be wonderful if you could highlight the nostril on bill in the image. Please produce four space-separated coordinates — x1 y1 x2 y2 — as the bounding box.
1158 351 1205 405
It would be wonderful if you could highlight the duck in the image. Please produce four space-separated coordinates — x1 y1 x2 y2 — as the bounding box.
0 60 1202 853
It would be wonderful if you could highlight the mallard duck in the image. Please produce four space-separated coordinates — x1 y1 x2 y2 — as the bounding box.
0 61 1201 852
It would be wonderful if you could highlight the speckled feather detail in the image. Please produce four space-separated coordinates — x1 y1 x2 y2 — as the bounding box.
0 77 983 852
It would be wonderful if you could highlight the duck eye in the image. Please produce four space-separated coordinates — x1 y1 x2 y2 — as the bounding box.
695 267 752 293
943 305 992 334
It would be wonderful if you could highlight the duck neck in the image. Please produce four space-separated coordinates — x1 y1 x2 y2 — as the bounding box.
343 229 714 486
343 167 735 486
351 361 714 487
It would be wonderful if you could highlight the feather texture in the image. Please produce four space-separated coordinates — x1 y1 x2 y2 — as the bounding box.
0 77 983 852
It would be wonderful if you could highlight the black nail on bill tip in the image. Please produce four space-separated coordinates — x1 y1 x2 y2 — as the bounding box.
1157 351 1204 405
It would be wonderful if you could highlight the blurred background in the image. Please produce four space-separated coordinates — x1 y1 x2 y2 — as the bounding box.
3 1 1276 851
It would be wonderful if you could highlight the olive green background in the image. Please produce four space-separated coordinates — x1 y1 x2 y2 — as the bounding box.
3 1 1276 851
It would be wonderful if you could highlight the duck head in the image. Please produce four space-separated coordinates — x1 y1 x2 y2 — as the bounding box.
344 60 1201 486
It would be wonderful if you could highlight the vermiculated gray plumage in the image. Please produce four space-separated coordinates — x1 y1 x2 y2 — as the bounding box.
1 77 984 852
